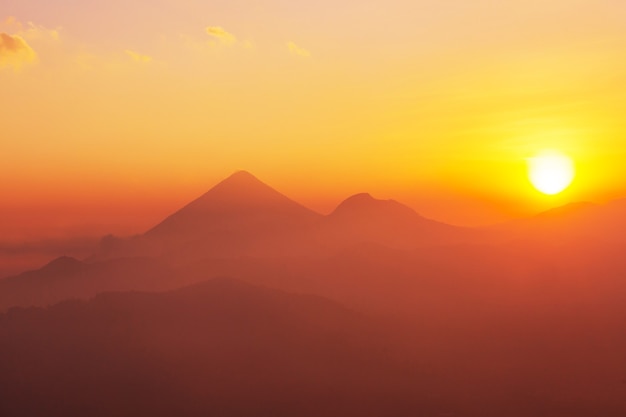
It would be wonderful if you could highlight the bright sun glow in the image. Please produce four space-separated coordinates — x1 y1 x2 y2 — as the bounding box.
528 150 575 195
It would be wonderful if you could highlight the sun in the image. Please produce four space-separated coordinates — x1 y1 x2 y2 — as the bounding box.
528 150 575 195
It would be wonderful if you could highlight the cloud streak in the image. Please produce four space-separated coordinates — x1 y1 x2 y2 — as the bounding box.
125 50 152 63
0 32 37 70
206 26 236 44
287 41 310 57
2 16 60 42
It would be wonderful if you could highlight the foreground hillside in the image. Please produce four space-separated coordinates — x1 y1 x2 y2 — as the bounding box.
1 278 625 417
0 278 421 417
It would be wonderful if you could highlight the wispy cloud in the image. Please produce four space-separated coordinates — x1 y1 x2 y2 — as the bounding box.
287 41 310 58
206 26 236 44
174 26 252 55
2 16 61 42
0 32 37 70
125 49 152 63
0 16 64 70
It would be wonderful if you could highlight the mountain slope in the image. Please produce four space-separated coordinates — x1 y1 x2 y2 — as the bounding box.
0 256 176 311
493 199 626 244
321 193 473 249
146 170 321 240
97 171 324 260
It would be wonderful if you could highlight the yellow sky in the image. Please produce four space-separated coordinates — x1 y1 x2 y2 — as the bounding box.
1 1 626 238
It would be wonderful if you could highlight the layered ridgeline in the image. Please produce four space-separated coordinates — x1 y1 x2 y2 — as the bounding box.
0 171 484 310
3 171 626 313
2 172 626 416
91 171 626 261
492 199 626 243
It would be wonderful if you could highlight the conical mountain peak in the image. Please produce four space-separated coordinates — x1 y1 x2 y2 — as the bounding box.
217 170 264 188
192 171 299 207
145 171 321 240
205 170 269 194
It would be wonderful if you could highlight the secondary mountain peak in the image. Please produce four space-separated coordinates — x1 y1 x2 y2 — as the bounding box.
533 201 597 219
331 193 419 219
41 256 83 273
321 192 471 249
494 198 626 244
343 192 375 202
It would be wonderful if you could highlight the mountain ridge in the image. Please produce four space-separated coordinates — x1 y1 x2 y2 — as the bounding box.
145 170 322 239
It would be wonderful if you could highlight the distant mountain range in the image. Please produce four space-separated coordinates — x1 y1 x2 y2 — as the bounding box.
93 171 485 262
5 171 626 275
493 198 626 243
3 171 626 312
2 171 626 417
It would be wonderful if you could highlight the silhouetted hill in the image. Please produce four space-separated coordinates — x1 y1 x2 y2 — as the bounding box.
0 236 99 279
494 199 626 243
322 192 472 249
0 256 176 311
39 255 83 273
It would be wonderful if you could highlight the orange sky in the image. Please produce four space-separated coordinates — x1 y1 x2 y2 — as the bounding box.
1 1 626 239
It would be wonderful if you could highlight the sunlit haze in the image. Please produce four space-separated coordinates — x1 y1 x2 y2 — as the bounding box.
1 1 625 237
